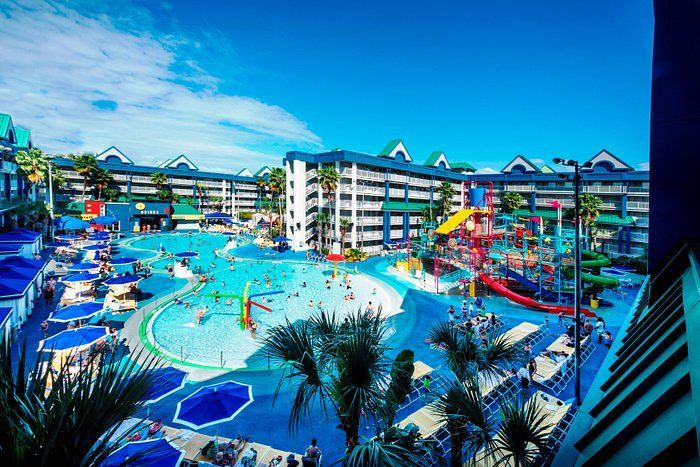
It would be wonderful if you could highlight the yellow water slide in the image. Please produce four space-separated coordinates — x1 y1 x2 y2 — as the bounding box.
435 208 490 235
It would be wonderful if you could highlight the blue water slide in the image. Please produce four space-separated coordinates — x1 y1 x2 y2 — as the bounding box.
500 267 560 302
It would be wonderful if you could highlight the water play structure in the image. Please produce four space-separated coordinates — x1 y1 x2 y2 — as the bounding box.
387 181 622 316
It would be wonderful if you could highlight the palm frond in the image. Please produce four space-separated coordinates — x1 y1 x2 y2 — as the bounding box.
492 396 553 467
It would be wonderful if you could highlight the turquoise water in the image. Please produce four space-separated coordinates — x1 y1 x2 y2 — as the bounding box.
133 233 393 368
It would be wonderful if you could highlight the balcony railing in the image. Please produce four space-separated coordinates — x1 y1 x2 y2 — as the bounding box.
585 185 625 194
627 201 649 210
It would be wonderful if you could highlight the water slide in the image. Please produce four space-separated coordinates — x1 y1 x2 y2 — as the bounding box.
563 251 620 288
479 273 595 317
500 267 560 302
435 208 489 235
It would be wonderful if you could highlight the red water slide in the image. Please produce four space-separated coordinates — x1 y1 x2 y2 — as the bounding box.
479 273 595 317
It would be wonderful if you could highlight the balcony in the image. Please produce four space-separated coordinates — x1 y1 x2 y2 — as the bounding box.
507 184 533 192
356 169 385 181
305 183 318 196
305 169 317 181
627 201 649 211
305 198 318 210
585 185 625 194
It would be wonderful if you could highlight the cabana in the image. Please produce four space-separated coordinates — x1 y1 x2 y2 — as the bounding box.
0 307 12 342
0 256 48 325
0 229 43 257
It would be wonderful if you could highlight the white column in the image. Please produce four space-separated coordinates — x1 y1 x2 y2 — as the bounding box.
350 162 357 248
334 161 341 242
221 179 228 213
290 159 307 250
461 181 466 209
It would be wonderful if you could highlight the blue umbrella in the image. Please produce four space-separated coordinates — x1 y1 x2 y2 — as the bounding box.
56 216 90 230
45 241 71 248
173 380 253 429
87 233 111 240
49 302 104 323
101 438 184 467
109 257 138 266
104 275 142 286
174 252 198 258
55 234 82 241
38 326 108 352
140 366 188 403
61 273 100 284
273 236 291 242
90 215 117 225
82 244 107 251
67 262 100 272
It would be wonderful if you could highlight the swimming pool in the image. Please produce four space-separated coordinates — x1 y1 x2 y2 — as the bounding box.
128 233 395 369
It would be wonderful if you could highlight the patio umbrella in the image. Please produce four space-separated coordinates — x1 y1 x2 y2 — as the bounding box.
326 253 346 278
173 380 253 429
104 275 143 287
82 244 107 251
139 366 188 404
67 262 100 272
61 273 101 284
101 438 184 467
56 216 90 230
109 257 138 266
38 326 108 352
48 301 104 323
90 215 117 225
174 251 198 258
45 241 71 248
55 234 82 241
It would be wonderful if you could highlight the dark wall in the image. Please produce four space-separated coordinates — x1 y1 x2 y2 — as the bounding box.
649 0 700 272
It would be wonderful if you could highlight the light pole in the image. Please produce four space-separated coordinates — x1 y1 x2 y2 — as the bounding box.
47 159 55 240
553 157 592 406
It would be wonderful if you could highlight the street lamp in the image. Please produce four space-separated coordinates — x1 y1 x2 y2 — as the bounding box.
552 157 592 406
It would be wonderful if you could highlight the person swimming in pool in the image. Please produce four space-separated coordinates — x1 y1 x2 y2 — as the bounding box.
309 300 314 308
195 306 207 325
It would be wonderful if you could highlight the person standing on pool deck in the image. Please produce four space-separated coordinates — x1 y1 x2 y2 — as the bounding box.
447 305 456 323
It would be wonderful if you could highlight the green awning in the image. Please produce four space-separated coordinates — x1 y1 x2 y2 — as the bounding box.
512 209 560 220
595 214 636 226
171 203 204 220
381 201 429 212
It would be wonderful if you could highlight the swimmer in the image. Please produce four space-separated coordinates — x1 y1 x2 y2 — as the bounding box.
229 264 235 271
225 299 232 306
372 287 377 295
301 282 307 288
309 300 314 308
249 319 258 339
317 300 324 310
326 280 331 289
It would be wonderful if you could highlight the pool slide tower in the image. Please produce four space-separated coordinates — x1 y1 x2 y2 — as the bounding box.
206 281 284 330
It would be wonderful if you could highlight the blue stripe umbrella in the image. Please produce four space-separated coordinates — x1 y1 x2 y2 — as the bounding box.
104 275 142 286
49 302 104 323
38 326 108 352
90 215 117 225
273 236 291 242
61 273 100 284
173 380 253 429
45 241 71 248
174 251 198 258
109 257 138 266
67 262 100 272
82 244 107 251
55 216 91 230
138 366 188 404
55 234 82 241
101 438 184 467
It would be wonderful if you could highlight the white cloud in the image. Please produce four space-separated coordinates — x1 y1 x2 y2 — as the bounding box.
530 158 545 164
475 167 500 174
0 0 322 171
636 162 650 170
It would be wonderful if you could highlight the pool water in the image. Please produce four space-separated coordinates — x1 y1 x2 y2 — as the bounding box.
128 233 393 369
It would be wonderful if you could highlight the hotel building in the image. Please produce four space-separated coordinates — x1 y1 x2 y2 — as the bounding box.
285 140 473 255
53 146 269 217
470 150 650 258
0 112 33 228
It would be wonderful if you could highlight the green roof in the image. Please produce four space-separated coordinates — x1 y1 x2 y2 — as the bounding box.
540 164 556 173
451 162 477 172
595 214 636 226
381 201 429 212
512 209 560 220
13 127 30 149
378 139 403 157
65 201 85 212
171 203 204 220
0 113 12 139
424 151 446 166
254 166 271 177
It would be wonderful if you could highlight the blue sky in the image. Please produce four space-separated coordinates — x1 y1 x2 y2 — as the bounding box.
0 0 653 172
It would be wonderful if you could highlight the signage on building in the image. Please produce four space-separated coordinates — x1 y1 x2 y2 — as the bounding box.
85 200 104 215
135 202 146 211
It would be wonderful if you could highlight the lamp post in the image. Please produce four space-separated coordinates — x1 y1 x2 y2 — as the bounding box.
47 158 55 241
553 157 592 406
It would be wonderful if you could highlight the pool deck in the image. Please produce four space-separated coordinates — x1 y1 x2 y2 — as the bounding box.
13 233 644 464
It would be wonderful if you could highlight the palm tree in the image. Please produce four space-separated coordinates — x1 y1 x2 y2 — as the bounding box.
315 211 329 252
263 310 414 451
339 218 352 254
93 168 113 200
49 164 66 190
438 182 456 221
345 424 436 466
579 193 602 249
421 206 436 224
318 165 340 244
268 167 286 235
501 191 524 213
150 172 167 191
70 153 98 200
0 339 160 466
15 148 49 201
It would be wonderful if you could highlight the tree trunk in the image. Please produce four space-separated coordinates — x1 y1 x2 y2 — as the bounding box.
449 429 466 467
82 176 87 199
